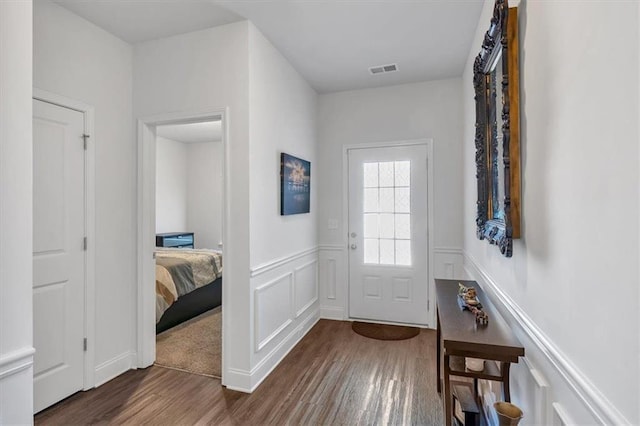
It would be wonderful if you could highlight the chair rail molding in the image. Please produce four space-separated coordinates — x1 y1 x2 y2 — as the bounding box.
463 251 629 425
0 347 35 381
250 246 319 278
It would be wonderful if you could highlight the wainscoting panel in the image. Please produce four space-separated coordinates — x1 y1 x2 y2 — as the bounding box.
433 247 465 280
249 247 320 392
464 252 629 425
0 347 35 421
318 245 346 320
254 273 293 352
294 260 318 318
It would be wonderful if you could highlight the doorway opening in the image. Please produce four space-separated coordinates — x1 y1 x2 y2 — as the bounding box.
137 110 228 384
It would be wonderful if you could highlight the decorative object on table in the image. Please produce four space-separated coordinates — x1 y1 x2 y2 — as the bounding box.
280 152 310 215
473 0 521 258
494 401 523 426
465 357 485 372
457 282 489 325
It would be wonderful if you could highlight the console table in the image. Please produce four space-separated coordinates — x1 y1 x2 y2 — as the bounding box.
436 279 524 426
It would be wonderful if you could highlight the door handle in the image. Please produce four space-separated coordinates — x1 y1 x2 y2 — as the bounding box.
350 244 357 250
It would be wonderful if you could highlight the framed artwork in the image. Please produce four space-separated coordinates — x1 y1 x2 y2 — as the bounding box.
280 152 310 215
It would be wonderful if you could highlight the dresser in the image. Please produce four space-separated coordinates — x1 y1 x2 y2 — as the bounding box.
155 232 194 248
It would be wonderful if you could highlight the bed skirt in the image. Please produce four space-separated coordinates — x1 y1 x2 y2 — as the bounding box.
156 277 222 334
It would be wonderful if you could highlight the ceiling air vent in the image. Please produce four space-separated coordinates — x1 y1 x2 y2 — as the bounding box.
369 63 398 75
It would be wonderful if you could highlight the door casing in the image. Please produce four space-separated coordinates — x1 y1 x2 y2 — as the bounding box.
136 108 229 385
342 139 435 328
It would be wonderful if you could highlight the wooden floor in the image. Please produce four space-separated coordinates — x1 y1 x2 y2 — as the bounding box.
35 320 443 425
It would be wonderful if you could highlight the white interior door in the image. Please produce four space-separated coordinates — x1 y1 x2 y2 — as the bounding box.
348 145 429 325
33 99 86 413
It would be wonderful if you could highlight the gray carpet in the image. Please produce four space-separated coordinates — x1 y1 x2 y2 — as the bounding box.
155 306 221 378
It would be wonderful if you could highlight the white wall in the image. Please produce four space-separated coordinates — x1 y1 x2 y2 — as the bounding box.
33 0 136 383
316 79 464 320
155 136 188 233
0 1 34 423
134 22 253 389
462 1 639 424
246 23 319 390
187 141 223 249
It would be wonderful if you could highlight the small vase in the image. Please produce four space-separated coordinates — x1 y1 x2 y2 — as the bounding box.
494 402 523 426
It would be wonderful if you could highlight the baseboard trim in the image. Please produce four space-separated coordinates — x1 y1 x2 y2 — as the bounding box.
250 247 318 278
463 251 629 425
249 310 320 392
94 351 136 387
320 306 345 320
0 347 35 381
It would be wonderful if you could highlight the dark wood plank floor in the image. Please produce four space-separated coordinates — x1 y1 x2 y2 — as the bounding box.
35 320 443 425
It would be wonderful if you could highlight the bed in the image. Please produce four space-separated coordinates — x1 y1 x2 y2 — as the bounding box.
155 247 222 333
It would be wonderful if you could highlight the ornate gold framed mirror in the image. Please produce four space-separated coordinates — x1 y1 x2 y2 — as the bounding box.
474 0 520 257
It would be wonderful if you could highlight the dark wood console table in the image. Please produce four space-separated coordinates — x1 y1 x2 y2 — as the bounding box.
436 279 524 426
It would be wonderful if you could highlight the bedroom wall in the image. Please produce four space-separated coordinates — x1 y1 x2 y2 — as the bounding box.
316 79 464 321
187 141 223 250
134 22 253 390
0 1 34 423
247 23 319 390
461 1 639 424
33 0 137 384
156 136 188 234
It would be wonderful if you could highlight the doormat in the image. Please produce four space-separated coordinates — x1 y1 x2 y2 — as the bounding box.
351 321 420 341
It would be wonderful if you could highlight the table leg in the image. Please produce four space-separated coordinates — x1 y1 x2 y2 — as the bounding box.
443 354 452 426
436 309 441 394
502 362 511 402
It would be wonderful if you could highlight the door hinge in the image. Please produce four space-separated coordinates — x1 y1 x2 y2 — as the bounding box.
83 237 87 251
83 338 87 351
82 134 90 150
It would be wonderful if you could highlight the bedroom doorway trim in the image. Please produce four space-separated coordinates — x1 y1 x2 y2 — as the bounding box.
32 88 97 391
341 138 435 328
136 108 229 385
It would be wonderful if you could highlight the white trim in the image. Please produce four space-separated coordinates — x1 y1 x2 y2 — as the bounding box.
0 347 35 381
318 244 344 251
32 88 96 390
224 312 320 394
254 273 294 352
94 351 136 387
320 306 345 320
463 251 630 426
552 403 574 426
250 312 320 393
136 107 229 384
342 138 435 325
250 247 318 277
434 247 464 255
294 260 319 318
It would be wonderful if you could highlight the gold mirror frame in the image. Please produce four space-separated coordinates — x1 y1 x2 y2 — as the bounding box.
474 0 520 257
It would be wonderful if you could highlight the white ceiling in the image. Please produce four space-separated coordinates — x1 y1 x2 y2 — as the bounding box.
52 0 244 44
156 121 222 144
52 0 484 93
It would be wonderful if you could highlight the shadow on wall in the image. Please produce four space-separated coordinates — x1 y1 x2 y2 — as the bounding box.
515 0 551 266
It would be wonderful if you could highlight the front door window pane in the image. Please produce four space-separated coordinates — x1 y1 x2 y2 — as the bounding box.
362 161 412 266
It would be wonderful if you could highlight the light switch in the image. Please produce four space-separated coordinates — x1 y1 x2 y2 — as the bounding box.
328 219 338 230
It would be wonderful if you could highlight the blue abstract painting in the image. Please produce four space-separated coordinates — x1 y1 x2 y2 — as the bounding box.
281 152 310 215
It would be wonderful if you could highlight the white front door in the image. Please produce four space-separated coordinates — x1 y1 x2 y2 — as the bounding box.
348 145 429 325
33 99 86 413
